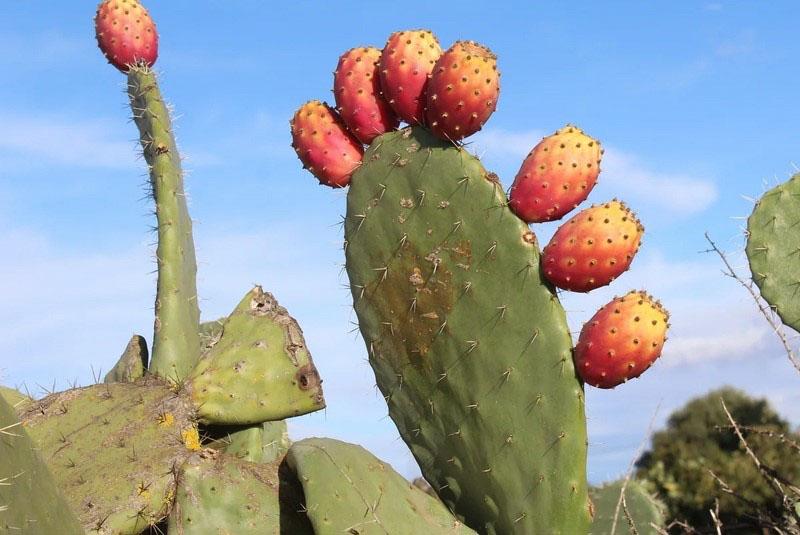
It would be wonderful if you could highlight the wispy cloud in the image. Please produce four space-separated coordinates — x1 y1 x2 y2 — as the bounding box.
471 128 718 215
0 112 135 170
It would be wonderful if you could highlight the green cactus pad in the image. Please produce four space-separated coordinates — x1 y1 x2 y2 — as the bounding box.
188 286 324 425
589 480 665 535
287 438 475 534
199 318 225 352
0 386 31 412
206 420 290 463
128 66 201 382
20 381 201 534
0 396 83 534
104 334 149 383
747 172 800 332
168 450 313 535
345 127 590 534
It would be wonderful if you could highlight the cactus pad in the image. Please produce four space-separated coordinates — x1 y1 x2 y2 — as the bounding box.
206 420 290 464
746 172 800 332
0 396 83 534
287 437 475 534
589 479 665 535
20 381 200 534
188 286 324 424
168 450 313 534
0 386 31 412
104 334 149 383
344 127 589 533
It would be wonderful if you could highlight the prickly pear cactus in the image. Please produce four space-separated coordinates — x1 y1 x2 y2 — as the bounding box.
0 386 31 411
345 127 589 533
168 450 313 534
206 420 290 464
20 381 200 534
746 172 800 332
0 396 83 534
188 286 325 424
589 479 665 535
128 65 201 382
104 334 149 383
287 437 475 534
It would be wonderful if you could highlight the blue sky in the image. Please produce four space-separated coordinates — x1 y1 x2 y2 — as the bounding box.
1 1 799 484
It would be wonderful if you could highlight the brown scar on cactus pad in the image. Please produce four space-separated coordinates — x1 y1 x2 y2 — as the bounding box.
542 199 643 292
509 124 604 223
574 291 670 389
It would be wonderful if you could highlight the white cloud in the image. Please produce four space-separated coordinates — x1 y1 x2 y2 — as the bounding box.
471 128 718 215
0 113 135 169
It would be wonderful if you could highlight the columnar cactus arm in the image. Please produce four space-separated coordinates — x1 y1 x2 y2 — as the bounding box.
127 65 201 382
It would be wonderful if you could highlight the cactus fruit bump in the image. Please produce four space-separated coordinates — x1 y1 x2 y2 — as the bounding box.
95 0 158 72
291 100 364 188
542 200 643 292
379 30 443 125
574 291 669 389
426 41 500 141
509 125 603 223
334 47 399 144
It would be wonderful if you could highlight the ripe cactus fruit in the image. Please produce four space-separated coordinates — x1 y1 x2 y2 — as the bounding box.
345 127 590 533
334 47 399 144
746 172 800 332
426 41 500 141
291 100 364 188
187 286 325 424
128 66 202 382
379 29 443 125
95 0 158 72
20 381 201 534
286 438 475 533
542 200 643 292
0 396 83 534
509 125 603 223
574 291 669 389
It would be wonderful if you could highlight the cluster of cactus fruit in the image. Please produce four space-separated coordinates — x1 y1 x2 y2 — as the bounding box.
0 2 673 534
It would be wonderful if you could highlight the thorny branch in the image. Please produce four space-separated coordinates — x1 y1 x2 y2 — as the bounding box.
703 232 800 374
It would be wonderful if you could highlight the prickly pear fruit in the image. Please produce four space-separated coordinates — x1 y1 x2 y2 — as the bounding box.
95 0 158 72
542 200 643 292
426 40 500 141
509 125 603 223
574 291 669 389
334 47 399 144
379 29 443 125
291 100 364 188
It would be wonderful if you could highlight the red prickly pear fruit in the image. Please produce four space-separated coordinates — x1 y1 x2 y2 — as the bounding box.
426 41 500 142
290 100 364 188
542 200 643 292
95 0 158 72
334 47 399 144
509 125 603 223
574 291 669 389
378 30 443 125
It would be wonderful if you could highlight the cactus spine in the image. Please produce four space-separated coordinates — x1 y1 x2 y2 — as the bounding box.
128 65 201 382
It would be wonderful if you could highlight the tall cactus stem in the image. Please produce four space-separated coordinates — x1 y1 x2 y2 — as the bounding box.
127 64 201 382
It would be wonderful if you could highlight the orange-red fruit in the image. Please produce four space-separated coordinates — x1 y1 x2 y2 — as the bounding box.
542 200 643 292
509 125 603 223
426 41 500 142
379 30 442 125
574 291 669 389
290 100 364 188
95 0 158 72
334 47 399 144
